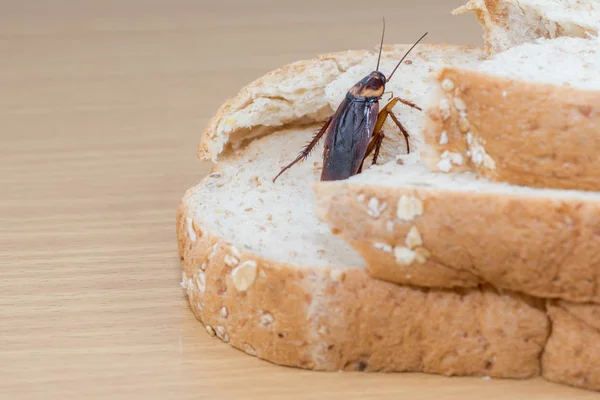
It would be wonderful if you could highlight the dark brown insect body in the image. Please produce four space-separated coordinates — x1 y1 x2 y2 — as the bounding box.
273 24 427 183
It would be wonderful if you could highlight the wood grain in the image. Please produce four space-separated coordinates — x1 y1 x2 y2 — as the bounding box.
0 1 596 398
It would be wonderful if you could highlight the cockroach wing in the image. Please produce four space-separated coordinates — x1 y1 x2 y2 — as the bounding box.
321 98 379 181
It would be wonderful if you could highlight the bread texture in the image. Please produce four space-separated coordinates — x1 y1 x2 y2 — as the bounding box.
199 44 485 165
454 0 600 54
182 38 600 391
421 36 600 191
314 155 600 304
542 301 600 391
178 126 550 377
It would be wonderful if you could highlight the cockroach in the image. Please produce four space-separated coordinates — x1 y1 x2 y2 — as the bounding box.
273 21 427 182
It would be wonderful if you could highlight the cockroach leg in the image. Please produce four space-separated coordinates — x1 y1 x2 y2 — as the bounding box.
358 129 385 173
272 116 333 183
382 91 394 101
371 96 421 155
371 131 385 164
396 97 422 111
388 111 411 153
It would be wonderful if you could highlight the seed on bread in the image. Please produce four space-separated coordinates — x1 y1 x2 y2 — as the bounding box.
415 247 431 264
194 270 206 293
232 260 258 291
367 197 387 218
458 117 470 133
373 242 393 253
205 325 216 337
394 246 416 265
220 306 228 318
260 312 274 327
229 245 242 260
186 217 198 242
453 97 467 112
441 78 455 92
329 269 345 282
224 254 240 267
405 226 423 249
216 326 229 343
439 131 449 145
439 98 451 120
243 343 257 356
396 195 424 221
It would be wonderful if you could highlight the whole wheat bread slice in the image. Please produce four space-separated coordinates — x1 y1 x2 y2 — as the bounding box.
454 0 600 54
313 155 600 304
177 126 549 377
420 36 600 191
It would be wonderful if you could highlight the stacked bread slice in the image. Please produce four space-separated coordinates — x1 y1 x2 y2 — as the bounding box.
177 0 600 393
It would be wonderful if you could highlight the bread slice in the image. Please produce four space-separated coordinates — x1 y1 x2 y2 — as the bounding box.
199 44 486 165
454 0 600 54
177 126 550 378
314 154 600 304
420 36 600 191
542 301 600 391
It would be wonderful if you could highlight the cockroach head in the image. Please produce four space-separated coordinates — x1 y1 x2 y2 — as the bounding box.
350 71 386 99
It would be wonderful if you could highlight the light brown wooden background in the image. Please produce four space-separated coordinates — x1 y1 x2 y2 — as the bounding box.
0 1 596 399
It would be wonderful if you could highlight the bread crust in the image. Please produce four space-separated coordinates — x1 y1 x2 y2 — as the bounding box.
542 301 600 391
198 50 369 163
421 67 600 191
453 0 598 54
176 173 549 378
313 182 600 304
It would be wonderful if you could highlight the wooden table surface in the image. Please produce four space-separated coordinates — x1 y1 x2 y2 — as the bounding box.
1 1 597 399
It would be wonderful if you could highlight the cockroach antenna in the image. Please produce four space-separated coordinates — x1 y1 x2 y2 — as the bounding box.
387 31 428 82
376 17 386 71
